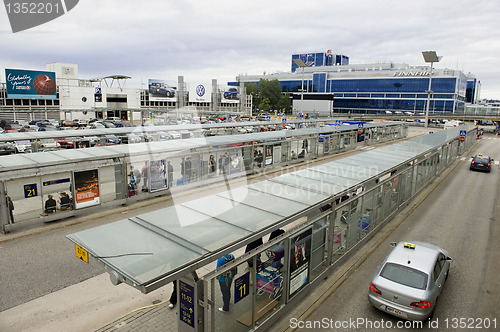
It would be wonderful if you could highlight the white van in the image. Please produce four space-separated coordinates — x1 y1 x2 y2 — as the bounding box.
444 120 464 129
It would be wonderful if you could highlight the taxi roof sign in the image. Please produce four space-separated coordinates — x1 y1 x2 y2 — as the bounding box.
403 242 416 249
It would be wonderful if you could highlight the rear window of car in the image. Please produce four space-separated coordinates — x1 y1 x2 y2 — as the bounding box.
473 156 489 163
380 263 428 290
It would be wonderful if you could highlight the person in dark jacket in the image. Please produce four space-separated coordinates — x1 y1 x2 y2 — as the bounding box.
6 193 14 224
44 195 57 213
59 192 72 210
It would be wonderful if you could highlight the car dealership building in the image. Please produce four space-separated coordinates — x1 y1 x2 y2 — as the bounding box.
0 63 249 122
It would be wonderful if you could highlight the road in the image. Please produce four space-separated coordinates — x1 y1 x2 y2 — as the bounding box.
302 134 500 331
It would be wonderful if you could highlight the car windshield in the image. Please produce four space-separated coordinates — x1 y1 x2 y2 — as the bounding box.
380 263 428 290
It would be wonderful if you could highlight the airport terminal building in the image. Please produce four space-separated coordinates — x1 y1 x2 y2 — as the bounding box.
234 50 480 116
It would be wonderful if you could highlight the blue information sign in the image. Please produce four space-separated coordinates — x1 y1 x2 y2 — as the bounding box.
234 272 250 304
24 183 38 198
179 281 195 328
358 123 364 128
460 130 466 136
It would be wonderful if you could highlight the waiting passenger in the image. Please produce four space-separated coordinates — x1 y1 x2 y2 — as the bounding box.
45 195 57 214
60 192 72 210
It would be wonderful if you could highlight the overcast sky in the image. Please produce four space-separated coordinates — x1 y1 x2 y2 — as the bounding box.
1 0 499 99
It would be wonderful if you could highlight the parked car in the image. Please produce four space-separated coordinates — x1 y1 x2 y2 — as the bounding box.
89 122 106 129
5 123 23 132
113 121 132 128
368 241 452 321
470 154 492 172
14 140 32 153
35 138 60 151
20 125 40 132
38 125 59 131
104 135 121 145
118 133 142 144
0 141 15 155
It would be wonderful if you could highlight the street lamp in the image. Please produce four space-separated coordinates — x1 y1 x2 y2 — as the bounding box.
422 51 442 128
293 58 313 113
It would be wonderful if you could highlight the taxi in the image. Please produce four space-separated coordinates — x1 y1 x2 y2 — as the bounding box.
470 154 492 172
368 241 452 321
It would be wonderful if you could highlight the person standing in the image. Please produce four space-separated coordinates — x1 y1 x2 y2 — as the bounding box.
6 193 14 224
168 281 177 309
167 161 173 188
44 195 57 214
180 158 185 183
185 157 192 183
209 155 216 175
217 253 235 312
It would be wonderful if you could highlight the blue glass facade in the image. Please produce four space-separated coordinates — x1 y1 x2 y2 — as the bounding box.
329 77 456 93
313 73 327 93
291 52 349 72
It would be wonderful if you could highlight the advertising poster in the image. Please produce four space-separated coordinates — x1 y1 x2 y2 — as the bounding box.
5 68 57 99
188 82 212 103
289 228 312 298
149 159 168 192
221 86 239 103
148 79 176 101
265 145 273 165
73 169 100 209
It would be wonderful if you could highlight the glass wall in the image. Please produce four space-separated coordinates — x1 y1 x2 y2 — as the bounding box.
203 139 464 330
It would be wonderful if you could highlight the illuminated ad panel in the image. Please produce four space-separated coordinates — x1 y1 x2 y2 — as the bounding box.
5 68 57 99
148 79 177 101
188 82 212 103
221 86 240 103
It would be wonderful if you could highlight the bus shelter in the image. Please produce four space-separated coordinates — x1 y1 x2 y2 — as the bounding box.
66 126 475 331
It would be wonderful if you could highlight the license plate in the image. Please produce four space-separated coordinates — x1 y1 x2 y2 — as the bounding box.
385 305 403 316
75 243 89 263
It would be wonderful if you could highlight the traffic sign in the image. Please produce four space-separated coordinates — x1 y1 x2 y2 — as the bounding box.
358 128 363 134
460 130 466 136
460 136 466 142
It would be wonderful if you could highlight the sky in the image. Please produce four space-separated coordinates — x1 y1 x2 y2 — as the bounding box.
1 0 499 99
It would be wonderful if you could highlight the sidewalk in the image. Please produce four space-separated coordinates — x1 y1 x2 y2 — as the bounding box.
0 273 173 332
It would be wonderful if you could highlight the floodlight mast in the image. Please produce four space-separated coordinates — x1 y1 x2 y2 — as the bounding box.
422 51 442 128
293 58 313 114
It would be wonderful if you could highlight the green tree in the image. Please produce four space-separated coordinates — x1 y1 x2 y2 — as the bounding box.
245 79 289 112
277 92 292 113
259 98 271 111
259 79 282 111
244 82 260 111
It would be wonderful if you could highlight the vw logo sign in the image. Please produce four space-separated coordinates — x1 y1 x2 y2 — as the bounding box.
196 84 205 97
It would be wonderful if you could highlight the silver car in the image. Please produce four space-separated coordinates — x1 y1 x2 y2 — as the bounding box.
368 241 452 321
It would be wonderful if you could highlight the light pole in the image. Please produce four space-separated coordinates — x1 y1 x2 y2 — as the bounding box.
292 58 313 113
422 51 442 128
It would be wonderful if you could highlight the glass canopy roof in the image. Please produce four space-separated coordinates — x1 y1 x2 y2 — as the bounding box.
67 126 465 292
